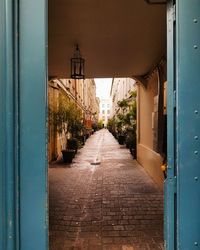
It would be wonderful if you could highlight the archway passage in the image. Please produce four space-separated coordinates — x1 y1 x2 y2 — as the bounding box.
48 0 166 249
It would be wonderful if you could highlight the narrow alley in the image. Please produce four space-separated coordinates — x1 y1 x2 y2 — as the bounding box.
49 129 164 250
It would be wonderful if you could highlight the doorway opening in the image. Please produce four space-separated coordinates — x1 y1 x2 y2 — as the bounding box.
48 73 166 249
48 1 166 249
3 0 200 249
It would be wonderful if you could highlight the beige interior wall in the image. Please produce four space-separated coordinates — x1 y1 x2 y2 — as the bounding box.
137 71 164 189
137 144 164 188
139 73 158 148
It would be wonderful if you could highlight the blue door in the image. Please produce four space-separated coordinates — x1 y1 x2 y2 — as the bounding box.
0 0 48 249
166 0 200 249
1 0 200 249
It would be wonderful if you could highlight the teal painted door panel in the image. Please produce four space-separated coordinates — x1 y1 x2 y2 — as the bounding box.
166 1 176 249
19 0 48 249
0 0 48 249
166 0 200 249
0 1 18 249
1 0 199 249
165 0 200 250
176 0 200 249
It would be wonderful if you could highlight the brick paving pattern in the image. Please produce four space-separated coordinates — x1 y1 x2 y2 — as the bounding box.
49 129 164 250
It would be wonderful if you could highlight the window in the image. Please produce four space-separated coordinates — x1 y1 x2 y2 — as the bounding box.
107 104 110 108
107 110 110 114
102 104 105 108
102 110 105 114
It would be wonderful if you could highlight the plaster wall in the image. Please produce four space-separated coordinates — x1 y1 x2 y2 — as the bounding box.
137 71 164 189
137 144 164 189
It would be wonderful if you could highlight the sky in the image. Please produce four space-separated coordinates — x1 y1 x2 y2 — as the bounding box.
95 78 112 99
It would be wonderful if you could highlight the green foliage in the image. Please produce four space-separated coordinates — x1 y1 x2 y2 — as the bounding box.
107 118 115 129
49 93 83 138
130 90 137 98
117 99 128 109
117 99 128 115
49 94 70 135
98 120 104 129
92 122 98 131
68 106 83 137
125 127 136 148
67 138 79 152
115 114 125 134
129 99 137 120
109 90 137 136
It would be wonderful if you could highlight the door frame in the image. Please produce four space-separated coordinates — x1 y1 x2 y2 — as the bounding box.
166 0 200 249
1 0 200 249
0 0 48 249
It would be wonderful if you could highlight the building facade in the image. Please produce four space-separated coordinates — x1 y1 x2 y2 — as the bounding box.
110 74 166 189
48 78 99 161
99 99 112 126
83 79 100 128
110 78 136 117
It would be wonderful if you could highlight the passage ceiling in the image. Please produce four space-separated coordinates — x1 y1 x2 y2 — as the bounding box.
49 0 166 78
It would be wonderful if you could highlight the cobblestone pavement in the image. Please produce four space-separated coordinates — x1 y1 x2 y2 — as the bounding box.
49 129 164 250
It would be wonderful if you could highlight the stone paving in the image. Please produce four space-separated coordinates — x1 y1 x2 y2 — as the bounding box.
49 129 164 250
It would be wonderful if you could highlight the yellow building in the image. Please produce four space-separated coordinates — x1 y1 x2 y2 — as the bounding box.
83 79 99 128
99 98 112 126
48 78 99 162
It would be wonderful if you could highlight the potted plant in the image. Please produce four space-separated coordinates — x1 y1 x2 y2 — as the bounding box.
125 92 137 157
67 138 79 153
49 95 77 163
115 114 126 144
97 120 104 130
61 149 76 163
107 118 116 135
115 92 137 149
125 126 136 158
92 122 98 133
67 106 83 153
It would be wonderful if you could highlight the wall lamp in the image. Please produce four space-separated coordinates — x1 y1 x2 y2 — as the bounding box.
70 44 85 79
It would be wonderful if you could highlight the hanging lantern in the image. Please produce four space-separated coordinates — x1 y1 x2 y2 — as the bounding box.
70 45 85 79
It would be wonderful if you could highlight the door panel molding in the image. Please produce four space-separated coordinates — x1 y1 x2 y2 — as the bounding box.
167 0 200 249
176 0 200 249
19 0 48 249
0 1 19 249
0 0 48 249
166 1 176 248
